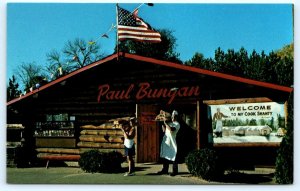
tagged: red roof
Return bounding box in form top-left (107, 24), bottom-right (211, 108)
top-left (7, 52), bottom-right (293, 106)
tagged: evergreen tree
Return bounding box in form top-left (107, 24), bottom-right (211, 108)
top-left (185, 52), bottom-right (214, 70)
top-left (247, 50), bottom-right (262, 80)
top-left (275, 92), bottom-right (293, 184)
top-left (269, 117), bottom-right (274, 130)
top-left (259, 119), bottom-right (267, 126)
top-left (117, 29), bottom-right (182, 63)
top-left (7, 75), bottom-right (22, 101)
top-left (249, 119), bottom-right (257, 126)
top-left (264, 51), bottom-right (280, 83)
top-left (235, 47), bottom-right (249, 76)
top-left (213, 47), bottom-right (226, 73)
top-left (185, 43), bottom-right (293, 87)
top-left (273, 56), bottom-right (293, 86)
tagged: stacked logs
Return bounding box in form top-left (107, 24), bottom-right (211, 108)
top-left (36, 148), bottom-right (80, 161)
top-left (36, 117), bottom-right (132, 162)
top-left (77, 117), bottom-right (132, 155)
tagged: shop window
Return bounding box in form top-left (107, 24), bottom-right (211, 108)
top-left (34, 113), bottom-right (75, 137)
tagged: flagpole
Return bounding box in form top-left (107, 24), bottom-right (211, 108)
top-left (132, 3), bottom-right (153, 14)
top-left (132, 3), bottom-right (144, 14)
top-left (88, 4), bottom-right (155, 47)
top-left (116, 3), bottom-right (119, 60)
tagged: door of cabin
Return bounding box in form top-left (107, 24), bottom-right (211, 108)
top-left (136, 104), bottom-right (159, 163)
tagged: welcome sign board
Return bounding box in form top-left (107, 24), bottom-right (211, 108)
top-left (208, 102), bottom-right (286, 144)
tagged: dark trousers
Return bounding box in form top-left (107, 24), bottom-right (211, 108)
top-left (161, 158), bottom-right (178, 174)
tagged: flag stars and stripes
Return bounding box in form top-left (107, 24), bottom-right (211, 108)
top-left (117, 5), bottom-right (161, 43)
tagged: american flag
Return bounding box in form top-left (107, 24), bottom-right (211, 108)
top-left (117, 5), bottom-right (161, 43)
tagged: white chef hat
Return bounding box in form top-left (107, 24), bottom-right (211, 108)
top-left (172, 110), bottom-right (178, 117)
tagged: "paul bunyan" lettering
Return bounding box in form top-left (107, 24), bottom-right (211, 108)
top-left (97, 82), bottom-right (200, 104)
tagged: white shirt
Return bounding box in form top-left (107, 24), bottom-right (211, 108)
top-left (124, 138), bottom-right (134, 148)
top-left (160, 121), bottom-right (180, 161)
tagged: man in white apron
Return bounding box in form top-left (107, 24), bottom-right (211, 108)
top-left (157, 110), bottom-right (180, 176)
top-left (213, 108), bottom-right (228, 137)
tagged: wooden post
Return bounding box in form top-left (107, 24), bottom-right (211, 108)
top-left (135, 103), bottom-right (138, 162)
top-left (116, 4), bottom-right (119, 60)
top-left (46, 160), bottom-right (50, 169)
top-left (197, 100), bottom-right (200, 149)
top-left (284, 101), bottom-right (288, 127)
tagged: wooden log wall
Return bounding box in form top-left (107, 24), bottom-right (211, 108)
top-left (31, 59), bottom-right (278, 163)
top-left (35, 121), bottom-right (128, 161)
top-left (77, 121), bottom-right (129, 155)
top-left (34, 102), bottom-right (136, 127)
top-left (33, 73), bottom-right (135, 161)
top-left (76, 117), bottom-right (135, 155)
top-left (31, 63), bottom-right (195, 162)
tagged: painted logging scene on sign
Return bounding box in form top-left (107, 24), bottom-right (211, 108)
top-left (209, 102), bottom-right (286, 144)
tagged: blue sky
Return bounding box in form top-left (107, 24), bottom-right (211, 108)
top-left (6, 3), bottom-right (293, 84)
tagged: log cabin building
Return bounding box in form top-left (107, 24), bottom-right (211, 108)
top-left (7, 52), bottom-right (293, 167)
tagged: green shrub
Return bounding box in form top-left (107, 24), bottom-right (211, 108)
top-left (79, 150), bottom-right (101, 173)
top-left (79, 150), bottom-right (124, 173)
top-left (275, 93), bottom-right (293, 184)
top-left (185, 148), bottom-right (224, 181)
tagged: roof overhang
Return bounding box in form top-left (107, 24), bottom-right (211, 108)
top-left (7, 52), bottom-right (293, 106)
